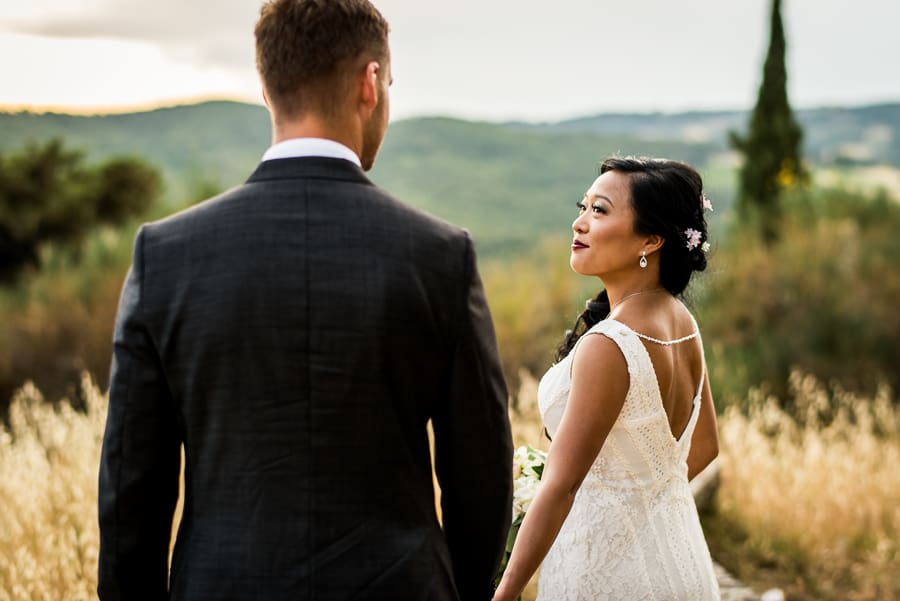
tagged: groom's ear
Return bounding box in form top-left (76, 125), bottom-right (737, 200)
top-left (358, 61), bottom-right (381, 110)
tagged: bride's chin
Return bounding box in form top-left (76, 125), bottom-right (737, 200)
top-left (569, 257), bottom-right (589, 275)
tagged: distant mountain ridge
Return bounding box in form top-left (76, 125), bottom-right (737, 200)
top-left (516, 102), bottom-right (900, 165)
top-left (1, 100), bottom-right (898, 254)
top-left (3, 100), bottom-right (898, 166)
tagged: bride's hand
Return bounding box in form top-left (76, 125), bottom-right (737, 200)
top-left (491, 578), bottom-right (520, 601)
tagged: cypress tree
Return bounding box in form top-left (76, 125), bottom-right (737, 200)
top-left (730, 0), bottom-right (806, 244)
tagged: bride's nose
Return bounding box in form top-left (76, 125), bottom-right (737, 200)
top-left (573, 215), bottom-right (587, 234)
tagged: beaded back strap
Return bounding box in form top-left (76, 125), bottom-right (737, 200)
top-left (631, 330), bottom-right (699, 346)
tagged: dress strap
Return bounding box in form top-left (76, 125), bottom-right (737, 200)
top-left (567, 319), bottom-right (630, 377)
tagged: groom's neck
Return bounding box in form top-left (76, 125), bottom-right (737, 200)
top-left (270, 111), bottom-right (361, 158)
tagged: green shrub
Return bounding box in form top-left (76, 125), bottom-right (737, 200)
top-left (0, 224), bottom-right (136, 412)
top-left (698, 185), bottom-right (900, 404)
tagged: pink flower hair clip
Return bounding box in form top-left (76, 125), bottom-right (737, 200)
top-left (685, 228), bottom-right (703, 251)
top-left (701, 194), bottom-right (713, 211)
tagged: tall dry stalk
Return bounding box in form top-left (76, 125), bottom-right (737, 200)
top-left (716, 371), bottom-right (900, 600)
top-left (0, 375), bottom-right (105, 600)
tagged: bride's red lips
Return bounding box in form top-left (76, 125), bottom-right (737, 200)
top-left (572, 239), bottom-right (589, 250)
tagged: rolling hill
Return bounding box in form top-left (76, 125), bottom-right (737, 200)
top-left (1, 100), bottom-right (898, 254)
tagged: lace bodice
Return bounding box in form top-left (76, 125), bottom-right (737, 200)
top-left (535, 318), bottom-right (719, 601)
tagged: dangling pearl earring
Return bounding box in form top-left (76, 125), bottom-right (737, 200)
top-left (639, 251), bottom-right (648, 269)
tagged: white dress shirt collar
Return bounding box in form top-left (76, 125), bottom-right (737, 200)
top-left (261, 137), bottom-right (361, 168)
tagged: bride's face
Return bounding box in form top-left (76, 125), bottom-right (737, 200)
top-left (570, 170), bottom-right (646, 278)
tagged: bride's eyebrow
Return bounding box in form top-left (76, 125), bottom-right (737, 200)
top-left (586, 193), bottom-right (615, 207)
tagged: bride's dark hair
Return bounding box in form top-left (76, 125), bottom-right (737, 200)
top-left (556, 156), bottom-right (709, 361)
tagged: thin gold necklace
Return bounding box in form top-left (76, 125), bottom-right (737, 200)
top-left (610, 287), bottom-right (667, 312)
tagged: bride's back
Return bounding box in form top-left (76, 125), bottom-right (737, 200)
top-left (613, 296), bottom-right (704, 443)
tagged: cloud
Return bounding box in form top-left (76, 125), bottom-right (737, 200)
top-left (2, 0), bottom-right (899, 119)
top-left (0, 0), bottom-right (260, 71)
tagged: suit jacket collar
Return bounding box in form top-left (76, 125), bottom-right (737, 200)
top-left (246, 156), bottom-right (373, 186)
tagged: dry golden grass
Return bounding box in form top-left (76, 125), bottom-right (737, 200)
top-left (0, 375), bottom-right (103, 600)
top-left (712, 372), bottom-right (900, 600)
top-left (2, 371), bottom-right (897, 600)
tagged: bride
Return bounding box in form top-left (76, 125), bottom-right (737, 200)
top-left (493, 157), bottom-right (720, 601)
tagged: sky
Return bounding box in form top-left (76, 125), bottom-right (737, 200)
top-left (1, 0), bottom-right (898, 122)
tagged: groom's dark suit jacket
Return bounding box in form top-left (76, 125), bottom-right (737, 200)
top-left (98, 157), bottom-right (513, 601)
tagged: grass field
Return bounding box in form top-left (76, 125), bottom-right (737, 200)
top-left (706, 373), bottom-right (900, 600)
top-left (1, 373), bottom-right (897, 600)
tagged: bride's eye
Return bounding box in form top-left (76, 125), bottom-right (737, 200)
top-left (576, 201), bottom-right (587, 214)
top-left (592, 203), bottom-right (607, 215)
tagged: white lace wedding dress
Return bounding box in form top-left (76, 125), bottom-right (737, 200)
top-left (536, 318), bottom-right (720, 600)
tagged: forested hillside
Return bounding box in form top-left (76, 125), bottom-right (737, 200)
top-left (0, 102), bottom-right (723, 254)
top-left (1, 100), bottom-right (898, 253)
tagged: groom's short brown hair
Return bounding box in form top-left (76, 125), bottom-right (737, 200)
top-left (255, 0), bottom-right (389, 118)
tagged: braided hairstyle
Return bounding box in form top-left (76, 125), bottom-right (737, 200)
top-left (556, 156), bottom-right (710, 360)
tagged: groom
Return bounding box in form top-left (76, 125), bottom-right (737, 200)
top-left (97, 0), bottom-right (513, 599)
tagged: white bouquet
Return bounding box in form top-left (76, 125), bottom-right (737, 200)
top-left (496, 445), bottom-right (547, 591)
